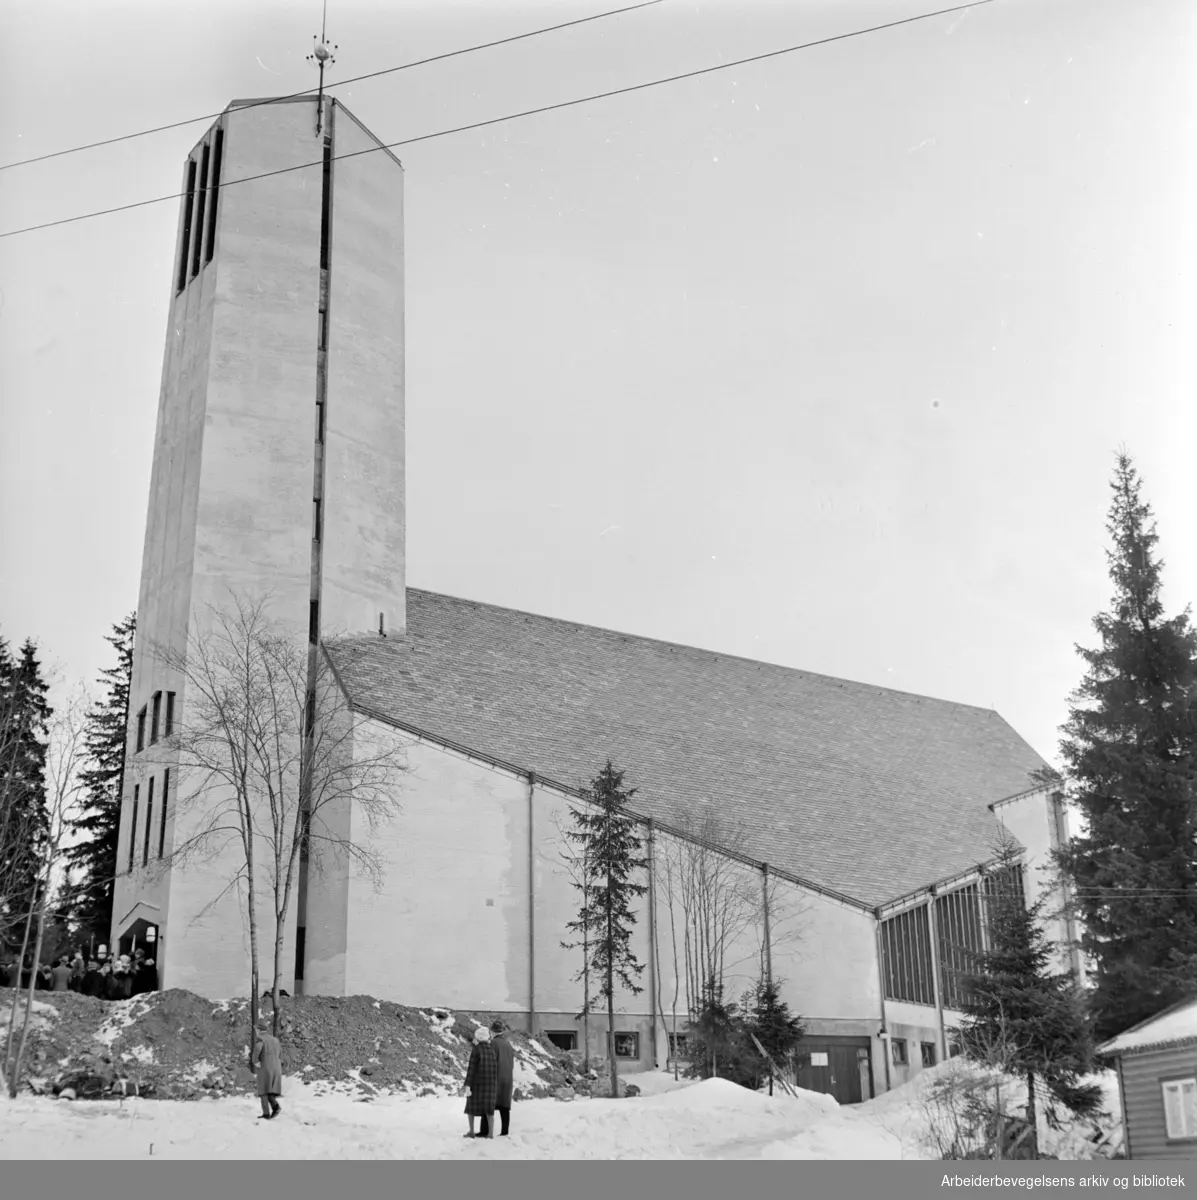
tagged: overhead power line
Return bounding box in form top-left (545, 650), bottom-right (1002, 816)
top-left (0, 0), bottom-right (995, 242)
top-left (0, 0), bottom-right (663, 173)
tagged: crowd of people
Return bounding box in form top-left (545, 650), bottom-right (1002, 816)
top-left (0, 947), bottom-right (158, 999)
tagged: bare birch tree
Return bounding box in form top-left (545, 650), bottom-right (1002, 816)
top-left (4, 689), bottom-right (89, 1097)
top-left (150, 594), bottom-right (409, 1050)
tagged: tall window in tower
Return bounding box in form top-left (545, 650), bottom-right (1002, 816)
top-left (143, 777), bottom-right (155, 868)
top-left (191, 142), bottom-right (210, 279)
top-left (176, 159), bottom-right (197, 294)
top-left (319, 136), bottom-right (333, 271)
top-left (159, 769), bottom-right (170, 858)
top-left (204, 127), bottom-right (224, 264)
top-left (129, 784), bottom-right (140, 874)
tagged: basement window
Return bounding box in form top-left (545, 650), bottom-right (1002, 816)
top-left (613, 1032), bottom-right (639, 1060)
top-left (546, 1031), bottom-right (577, 1052)
top-left (136, 706), bottom-right (147, 753)
top-left (891, 1038), bottom-right (908, 1066)
top-left (921, 1042), bottom-right (937, 1068)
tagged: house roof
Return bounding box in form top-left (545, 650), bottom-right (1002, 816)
top-left (1098, 996), bottom-right (1197, 1058)
top-left (325, 589), bottom-right (1051, 908)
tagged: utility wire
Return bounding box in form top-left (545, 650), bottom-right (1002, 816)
top-left (0, 0), bottom-right (994, 242)
top-left (0, 0), bottom-right (663, 173)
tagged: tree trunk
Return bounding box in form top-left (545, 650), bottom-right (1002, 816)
top-left (245, 813), bottom-right (261, 1072)
top-left (1025, 1071), bottom-right (1038, 1159)
top-left (10, 891), bottom-right (49, 1098)
top-left (582, 874), bottom-right (590, 1074)
top-left (607, 863), bottom-right (618, 1100)
top-left (3, 900), bottom-right (35, 1093)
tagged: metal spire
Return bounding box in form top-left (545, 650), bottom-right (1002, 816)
top-left (306, 0), bottom-right (338, 136)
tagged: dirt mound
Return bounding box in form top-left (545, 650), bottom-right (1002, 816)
top-left (0, 988), bottom-right (589, 1104)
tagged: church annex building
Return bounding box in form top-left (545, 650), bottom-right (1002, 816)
top-left (110, 95), bottom-right (1078, 1105)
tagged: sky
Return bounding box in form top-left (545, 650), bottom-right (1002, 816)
top-left (1, 0), bottom-right (1195, 771)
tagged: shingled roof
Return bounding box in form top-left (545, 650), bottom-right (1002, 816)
top-left (325, 589), bottom-right (1050, 909)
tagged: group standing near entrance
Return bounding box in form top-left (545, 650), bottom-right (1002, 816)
top-left (0, 946), bottom-right (158, 999)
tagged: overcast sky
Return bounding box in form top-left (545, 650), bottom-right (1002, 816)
top-left (1, 0), bottom-right (1195, 770)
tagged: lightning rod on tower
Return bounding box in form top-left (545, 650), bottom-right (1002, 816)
top-left (306, 0), bottom-right (338, 136)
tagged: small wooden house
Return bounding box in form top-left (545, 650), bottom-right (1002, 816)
top-left (1098, 996), bottom-right (1197, 1160)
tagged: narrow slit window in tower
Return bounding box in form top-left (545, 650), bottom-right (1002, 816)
top-left (204, 128), bottom-right (224, 264)
top-left (176, 159), bottom-right (197, 294)
top-left (191, 142), bottom-right (210, 278)
top-left (159, 769), bottom-right (170, 858)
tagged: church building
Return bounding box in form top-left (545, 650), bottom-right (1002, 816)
top-left (111, 95), bottom-right (1077, 1103)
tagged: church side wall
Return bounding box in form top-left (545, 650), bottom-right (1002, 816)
top-left (333, 725), bottom-right (886, 1078)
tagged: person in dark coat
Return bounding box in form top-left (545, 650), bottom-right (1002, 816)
top-left (50, 958), bottom-right (73, 992)
top-left (253, 1015), bottom-right (283, 1120)
top-left (490, 1020), bottom-right (515, 1137)
top-left (462, 1027), bottom-right (499, 1139)
top-left (82, 961), bottom-right (101, 997)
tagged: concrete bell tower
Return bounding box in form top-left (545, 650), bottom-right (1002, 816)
top-left (110, 94), bottom-right (405, 997)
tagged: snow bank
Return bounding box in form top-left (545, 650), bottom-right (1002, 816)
top-left (858, 1058), bottom-right (1122, 1160)
top-left (0, 1072), bottom-right (905, 1160)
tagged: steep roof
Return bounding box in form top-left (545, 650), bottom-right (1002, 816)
top-left (326, 589), bottom-right (1050, 908)
top-left (1098, 997), bottom-right (1197, 1058)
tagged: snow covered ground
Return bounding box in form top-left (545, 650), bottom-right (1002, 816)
top-left (0, 1071), bottom-right (915, 1160)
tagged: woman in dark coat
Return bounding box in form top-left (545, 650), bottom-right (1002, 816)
top-left (253, 1015), bottom-right (283, 1120)
top-left (462, 1027), bottom-right (499, 1139)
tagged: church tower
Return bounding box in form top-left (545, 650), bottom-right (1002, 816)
top-left (110, 96), bottom-right (405, 997)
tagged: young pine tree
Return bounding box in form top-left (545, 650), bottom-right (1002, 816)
top-left (564, 761), bottom-right (648, 1099)
top-left (62, 613), bottom-right (135, 946)
top-left (958, 838), bottom-right (1101, 1156)
top-left (1055, 453), bottom-right (1197, 1041)
top-left (749, 977), bottom-right (806, 1095)
top-left (0, 635), bottom-right (52, 952)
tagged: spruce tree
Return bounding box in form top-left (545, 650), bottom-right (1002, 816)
top-left (749, 977), bottom-right (806, 1094)
top-left (1055, 453), bottom-right (1197, 1041)
top-left (0, 635), bottom-right (52, 951)
top-left (62, 613), bottom-right (135, 946)
top-left (564, 761), bottom-right (648, 1099)
top-left (958, 837), bottom-right (1101, 1155)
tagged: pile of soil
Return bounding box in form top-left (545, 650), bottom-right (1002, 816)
top-left (0, 987), bottom-right (602, 1104)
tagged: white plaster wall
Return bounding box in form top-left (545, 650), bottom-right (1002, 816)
top-left (993, 788), bottom-right (1075, 975)
top-left (340, 736), bottom-right (530, 1009)
top-left (321, 104), bottom-right (406, 639)
top-left (883, 998), bottom-right (945, 1089)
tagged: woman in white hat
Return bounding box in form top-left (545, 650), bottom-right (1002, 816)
top-left (462, 1026), bottom-right (499, 1139)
